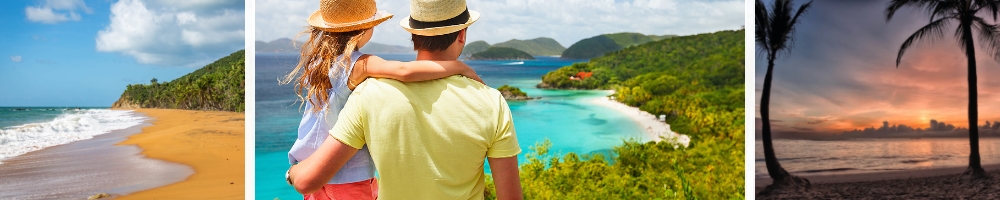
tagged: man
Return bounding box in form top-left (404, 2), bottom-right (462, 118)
top-left (286, 0), bottom-right (524, 199)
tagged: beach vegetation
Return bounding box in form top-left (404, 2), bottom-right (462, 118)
top-left (885, 0), bottom-right (1000, 179)
top-left (113, 50), bottom-right (245, 112)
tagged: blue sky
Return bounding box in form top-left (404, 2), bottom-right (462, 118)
top-left (0, 0), bottom-right (244, 107)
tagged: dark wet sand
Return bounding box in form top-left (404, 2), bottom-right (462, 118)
top-left (756, 164), bottom-right (1000, 199)
top-left (0, 114), bottom-right (192, 199)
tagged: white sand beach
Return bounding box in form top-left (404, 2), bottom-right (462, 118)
top-left (589, 92), bottom-right (690, 147)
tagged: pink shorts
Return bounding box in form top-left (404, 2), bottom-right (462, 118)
top-left (304, 178), bottom-right (378, 200)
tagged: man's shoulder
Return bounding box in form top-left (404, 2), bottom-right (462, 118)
top-left (356, 75), bottom-right (504, 102)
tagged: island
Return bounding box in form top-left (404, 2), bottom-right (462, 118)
top-left (469, 47), bottom-right (536, 60)
top-left (497, 85), bottom-right (537, 100)
top-left (461, 40), bottom-right (491, 57)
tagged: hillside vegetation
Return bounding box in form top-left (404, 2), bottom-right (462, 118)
top-left (112, 50), bottom-right (246, 112)
top-left (492, 37), bottom-right (566, 56)
top-left (561, 32), bottom-right (676, 59)
top-left (469, 47), bottom-right (536, 60)
top-left (484, 30), bottom-right (744, 199)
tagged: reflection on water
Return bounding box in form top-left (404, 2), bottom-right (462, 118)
top-left (754, 138), bottom-right (1000, 178)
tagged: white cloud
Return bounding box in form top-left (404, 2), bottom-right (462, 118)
top-left (255, 0), bottom-right (744, 47)
top-left (25, 0), bottom-right (92, 24)
top-left (96, 0), bottom-right (244, 66)
top-left (11, 56), bottom-right (22, 63)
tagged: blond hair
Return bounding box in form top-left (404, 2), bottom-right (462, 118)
top-left (281, 27), bottom-right (366, 112)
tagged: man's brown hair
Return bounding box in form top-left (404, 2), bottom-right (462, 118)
top-left (411, 29), bottom-right (462, 52)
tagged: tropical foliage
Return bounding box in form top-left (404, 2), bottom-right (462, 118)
top-left (485, 136), bottom-right (744, 199)
top-left (489, 29), bottom-right (745, 198)
top-left (114, 50), bottom-right (245, 112)
top-left (470, 47), bottom-right (536, 60)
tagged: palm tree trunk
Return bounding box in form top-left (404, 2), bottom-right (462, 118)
top-left (761, 52), bottom-right (790, 180)
top-left (960, 18), bottom-right (986, 177)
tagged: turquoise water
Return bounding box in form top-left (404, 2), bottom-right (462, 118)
top-left (254, 53), bottom-right (647, 199)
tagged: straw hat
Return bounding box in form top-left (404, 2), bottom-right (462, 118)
top-left (400, 0), bottom-right (480, 36)
top-left (307, 0), bottom-right (393, 32)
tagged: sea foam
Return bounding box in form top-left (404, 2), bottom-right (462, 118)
top-left (0, 109), bottom-right (146, 163)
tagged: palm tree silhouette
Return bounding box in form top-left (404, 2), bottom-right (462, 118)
top-left (755, 0), bottom-right (813, 193)
top-left (886, 0), bottom-right (1000, 179)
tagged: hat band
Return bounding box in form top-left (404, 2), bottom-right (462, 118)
top-left (408, 9), bottom-right (470, 29)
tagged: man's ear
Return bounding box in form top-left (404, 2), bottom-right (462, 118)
top-left (457, 29), bottom-right (467, 44)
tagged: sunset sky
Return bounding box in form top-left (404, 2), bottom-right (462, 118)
top-left (755, 0), bottom-right (1000, 135)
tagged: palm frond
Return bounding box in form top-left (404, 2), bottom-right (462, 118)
top-left (756, 0), bottom-right (773, 56)
top-left (886, 0), bottom-right (947, 21)
top-left (896, 17), bottom-right (953, 67)
top-left (929, 1), bottom-right (960, 22)
top-left (973, 0), bottom-right (1000, 20)
top-left (972, 16), bottom-right (1000, 61)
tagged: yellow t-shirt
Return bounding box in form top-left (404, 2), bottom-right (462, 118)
top-left (330, 75), bottom-right (521, 200)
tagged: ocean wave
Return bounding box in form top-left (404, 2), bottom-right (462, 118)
top-left (0, 109), bottom-right (146, 163)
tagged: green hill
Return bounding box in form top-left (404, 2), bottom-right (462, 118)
top-left (469, 47), bottom-right (536, 60)
top-left (506, 30), bottom-right (745, 199)
top-left (561, 32), bottom-right (674, 59)
top-left (112, 50), bottom-right (246, 112)
top-left (462, 40), bottom-right (491, 56)
top-left (492, 37), bottom-right (566, 56)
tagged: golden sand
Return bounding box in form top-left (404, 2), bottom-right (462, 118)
top-left (118, 109), bottom-right (244, 199)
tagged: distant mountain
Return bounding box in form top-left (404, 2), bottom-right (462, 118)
top-left (492, 37), bottom-right (565, 56)
top-left (360, 43), bottom-right (413, 54)
top-left (257, 38), bottom-right (298, 53)
top-left (469, 47), bottom-right (536, 60)
top-left (462, 40), bottom-right (491, 57)
top-left (255, 38), bottom-right (413, 54)
top-left (561, 32), bottom-right (676, 59)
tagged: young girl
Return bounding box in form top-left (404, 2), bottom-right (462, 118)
top-left (284, 0), bottom-right (483, 199)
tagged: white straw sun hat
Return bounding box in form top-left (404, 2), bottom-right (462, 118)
top-left (400, 0), bottom-right (480, 36)
top-left (307, 0), bottom-right (394, 32)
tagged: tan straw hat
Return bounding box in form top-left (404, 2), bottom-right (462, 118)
top-left (307, 0), bottom-right (394, 32)
top-left (400, 0), bottom-right (480, 36)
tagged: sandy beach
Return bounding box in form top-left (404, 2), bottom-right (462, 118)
top-left (0, 116), bottom-right (191, 199)
top-left (118, 109), bottom-right (244, 199)
top-left (589, 92), bottom-right (687, 145)
top-left (756, 164), bottom-right (1000, 199)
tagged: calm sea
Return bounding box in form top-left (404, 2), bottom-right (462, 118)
top-left (754, 138), bottom-right (1000, 179)
top-left (255, 53), bottom-right (648, 199)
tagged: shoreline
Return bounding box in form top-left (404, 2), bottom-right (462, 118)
top-left (118, 109), bottom-right (244, 199)
top-left (586, 90), bottom-right (675, 142)
top-left (0, 110), bottom-right (191, 199)
top-left (756, 164), bottom-right (1000, 198)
